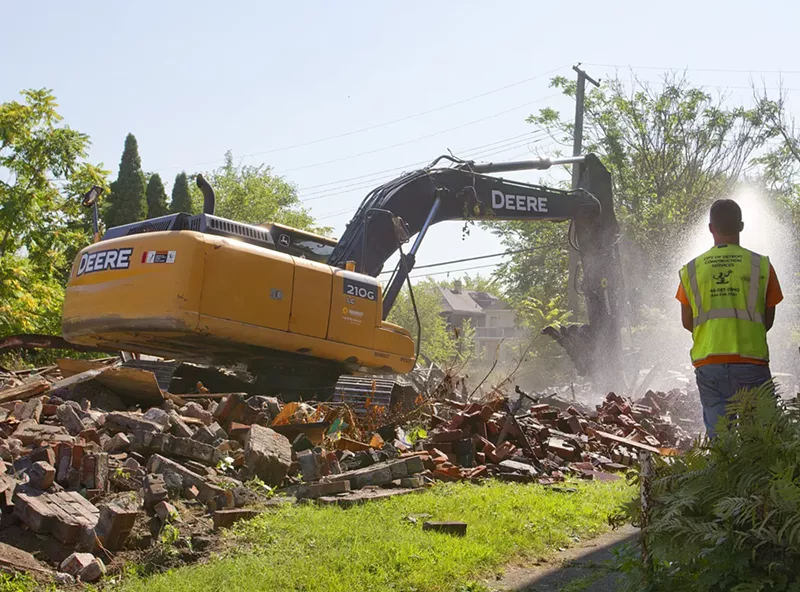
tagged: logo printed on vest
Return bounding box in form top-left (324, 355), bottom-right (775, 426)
top-left (713, 270), bottom-right (732, 285)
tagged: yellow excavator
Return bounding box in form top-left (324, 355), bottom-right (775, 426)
top-left (62, 153), bottom-right (625, 395)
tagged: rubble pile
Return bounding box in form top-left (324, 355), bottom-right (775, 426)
top-left (0, 355), bottom-right (702, 584)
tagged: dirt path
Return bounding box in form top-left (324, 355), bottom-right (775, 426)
top-left (487, 525), bottom-right (639, 592)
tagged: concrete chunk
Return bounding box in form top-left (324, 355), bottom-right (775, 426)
top-left (169, 411), bottom-right (194, 438)
top-left (56, 404), bottom-right (86, 436)
top-left (104, 432), bottom-right (131, 452)
top-left (242, 425), bottom-right (291, 487)
top-left (105, 411), bottom-right (167, 434)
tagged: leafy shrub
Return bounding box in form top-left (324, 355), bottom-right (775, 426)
top-left (618, 383), bottom-right (800, 591)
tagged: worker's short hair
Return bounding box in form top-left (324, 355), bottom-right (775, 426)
top-left (710, 199), bottom-right (742, 235)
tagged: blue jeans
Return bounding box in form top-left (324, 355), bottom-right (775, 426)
top-left (694, 363), bottom-right (772, 437)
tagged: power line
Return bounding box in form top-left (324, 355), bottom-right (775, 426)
top-left (281, 93), bottom-right (563, 175)
top-left (298, 131), bottom-right (550, 204)
top-left (152, 65), bottom-right (569, 173)
top-left (311, 145), bottom-right (557, 221)
top-left (408, 262), bottom-right (501, 279)
top-left (297, 130), bottom-right (547, 200)
top-left (378, 246), bottom-right (547, 275)
top-left (585, 63), bottom-right (800, 75)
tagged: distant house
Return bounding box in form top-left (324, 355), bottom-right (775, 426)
top-left (438, 280), bottom-right (525, 360)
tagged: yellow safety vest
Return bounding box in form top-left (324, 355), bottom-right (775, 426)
top-left (679, 244), bottom-right (770, 364)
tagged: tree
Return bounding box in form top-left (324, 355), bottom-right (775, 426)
top-left (0, 89), bottom-right (108, 335)
top-left (439, 273), bottom-right (500, 294)
top-left (387, 279), bottom-right (460, 366)
top-left (190, 151), bottom-right (330, 235)
top-left (104, 133), bottom-right (146, 228)
top-left (145, 173), bottom-right (169, 218)
top-left (170, 172), bottom-right (193, 214)
top-left (493, 73), bottom-right (772, 312)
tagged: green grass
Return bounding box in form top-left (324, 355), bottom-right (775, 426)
top-left (114, 480), bottom-right (633, 592)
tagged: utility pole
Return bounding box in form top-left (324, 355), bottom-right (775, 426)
top-left (567, 64), bottom-right (600, 317)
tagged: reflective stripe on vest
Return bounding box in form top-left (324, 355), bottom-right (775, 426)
top-left (679, 245), bottom-right (770, 363)
top-left (686, 253), bottom-right (764, 328)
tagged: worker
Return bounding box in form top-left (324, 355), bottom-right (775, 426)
top-left (676, 199), bottom-right (783, 437)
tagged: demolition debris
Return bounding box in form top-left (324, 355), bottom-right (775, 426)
top-left (0, 355), bottom-right (701, 584)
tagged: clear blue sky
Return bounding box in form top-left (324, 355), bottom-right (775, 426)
top-left (3, 0), bottom-right (799, 280)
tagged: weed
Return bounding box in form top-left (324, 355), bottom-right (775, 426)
top-left (0, 572), bottom-right (37, 592)
top-left (244, 477), bottom-right (275, 498)
top-left (215, 456), bottom-right (234, 473)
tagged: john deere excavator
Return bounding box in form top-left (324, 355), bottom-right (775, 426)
top-left (61, 153), bottom-right (624, 395)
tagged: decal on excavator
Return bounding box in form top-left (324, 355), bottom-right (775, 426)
top-left (77, 247), bottom-right (133, 277)
top-left (343, 277), bottom-right (377, 301)
top-left (142, 250), bottom-right (176, 264)
top-left (491, 190), bottom-right (548, 213)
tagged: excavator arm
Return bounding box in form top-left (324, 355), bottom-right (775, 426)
top-left (328, 153), bottom-right (625, 387)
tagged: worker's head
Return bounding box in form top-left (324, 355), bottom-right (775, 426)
top-left (709, 199), bottom-right (743, 243)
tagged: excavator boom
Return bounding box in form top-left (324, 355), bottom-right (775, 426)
top-left (329, 153), bottom-right (624, 386)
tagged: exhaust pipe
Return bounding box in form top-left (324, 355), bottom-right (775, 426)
top-left (196, 174), bottom-right (215, 215)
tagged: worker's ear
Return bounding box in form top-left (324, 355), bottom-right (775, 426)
top-left (739, 221), bottom-right (744, 232)
top-left (708, 223), bottom-right (714, 234)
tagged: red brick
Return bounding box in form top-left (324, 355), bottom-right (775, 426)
top-left (464, 403), bottom-right (482, 414)
top-left (474, 420), bottom-right (487, 440)
top-left (469, 465), bottom-right (488, 479)
top-left (432, 429), bottom-right (464, 443)
top-left (479, 406), bottom-right (494, 421)
top-left (448, 414), bottom-right (465, 429)
top-left (79, 428), bottom-right (100, 445)
top-left (212, 508), bottom-right (259, 530)
top-left (547, 438), bottom-right (579, 461)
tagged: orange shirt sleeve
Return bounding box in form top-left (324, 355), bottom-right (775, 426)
top-left (675, 283), bottom-right (689, 305)
top-left (766, 264), bottom-right (783, 307)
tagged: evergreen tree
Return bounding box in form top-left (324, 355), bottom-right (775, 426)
top-left (145, 173), bottom-right (169, 218)
top-left (104, 133), bottom-right (146, 227)
top-left (170, 172), bottom-right (193, 214)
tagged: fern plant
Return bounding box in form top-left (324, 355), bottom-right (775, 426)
top-left (618, 383), bottom-right (800, 591)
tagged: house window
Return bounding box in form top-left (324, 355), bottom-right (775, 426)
top-left (489, 316), bottom-right (498, 328)
top-left (476, 316), bottom-right (485, 327)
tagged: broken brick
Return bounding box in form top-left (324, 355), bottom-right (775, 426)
top-left (432, 429), bottom-right (464, 443)
top-left (143, 474), bottom-right (169, 510)
top-left (301, 480), bottom-right (351, 499)
top-left (212, 508), bottom-right (259, 530)
top-left (29, 461), bottom-right (56, 490)
top-left (14, 488), bottom-right (99, 543)
top-left (242, 425), bottom-right (292, 487)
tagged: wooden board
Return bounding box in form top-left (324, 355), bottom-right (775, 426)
top-left (95, 366), bottom-right (165, 406)
top-left (594, 430), bottom-right (662, 455)
top-left (49, 362), bottom-right (164, 406)
top-left (0, 376), bottom-right (49, 404)
top-left (56, 357), bottom-right (116, 378)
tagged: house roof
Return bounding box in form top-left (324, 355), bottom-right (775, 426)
top-left (438, 287), bottom-right (484, 315)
